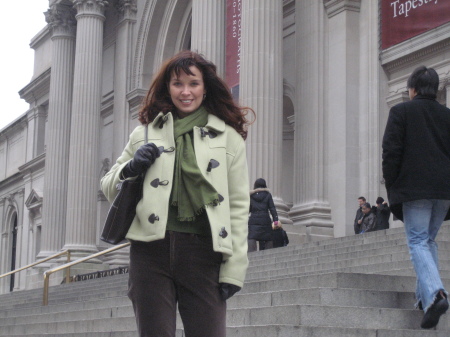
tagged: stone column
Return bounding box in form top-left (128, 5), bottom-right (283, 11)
top-left (63, 0), bottom-right (107, 256)
top-left (111, 0), bottom-right (137, 162)
top-left (446, 82), bottom-right (450, 107)
top-left (290, 1), bottom-right (333, 242)
top-left (191, 0), bottom-right (225, 76)
top-left (39, 2), bottom-right (76, 258)
top-left (324, 0), bottom-right (361, 238)
top-left (240, 0), bottom-right (291, 223)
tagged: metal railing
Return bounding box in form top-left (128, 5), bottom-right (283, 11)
top-left (0, 250), bottom-right (71, 284)
top-left (43, 242), bottom-right (130, 306)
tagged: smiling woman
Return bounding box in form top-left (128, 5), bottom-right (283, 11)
top-left (0, 0), bottom-right (49, 130)
top-left (169, 66), bottom-right (206, 117)
top-left (101, 50), bottom-right (254, 337)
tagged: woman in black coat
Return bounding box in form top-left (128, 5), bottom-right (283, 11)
top-left (248, 178), bottom-right (278, 252)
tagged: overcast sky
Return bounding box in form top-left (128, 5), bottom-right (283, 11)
top-left (0, 0), bottom-right (49, 130)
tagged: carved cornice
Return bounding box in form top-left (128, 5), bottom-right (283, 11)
top-left (115, 0), bottom-right (137, 22)
top-left (73, 0), bottom-right (109, 19)
top-left (382, 38), bottom-right (450, 73)
top-left (386, 92), bottom-right (409, 108)
top-left (18, 153), bottom-right (46, 173)
top-left (19, 68), bottom-right (51, 105)
top-left (45, 2), bottom-right (77, 37)
top-left (126, 88), bottom-right (147, 114)
top-left (324, 0), bottom-right (361, 18)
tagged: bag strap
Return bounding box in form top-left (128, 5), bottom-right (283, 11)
top-left (145, 124), bottom-right (148, 143)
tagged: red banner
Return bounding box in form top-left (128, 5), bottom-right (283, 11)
top-left (225, 0), bottom-right (242, 99)
top-left (381, 0), bottom-right (450, 50)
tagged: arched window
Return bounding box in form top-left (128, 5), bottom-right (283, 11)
top-left (9, 213), bottom-right (18, 292)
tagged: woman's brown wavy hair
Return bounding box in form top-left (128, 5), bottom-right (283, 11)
top-left (138, 50), bottom-right (254, 139)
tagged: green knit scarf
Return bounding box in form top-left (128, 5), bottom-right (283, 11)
top-left (171, 106), bottom-right (219, 221)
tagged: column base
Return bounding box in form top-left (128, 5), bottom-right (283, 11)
top-left (288, 201), bottom-right (334, 244)
top-left (273, 196), bottom-right (293, 225)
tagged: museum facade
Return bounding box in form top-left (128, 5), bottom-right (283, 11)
top-left (1, 0), bottom-right (449, 293)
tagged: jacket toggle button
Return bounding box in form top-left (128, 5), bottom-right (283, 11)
top-left (219, 227), bottom-right (228, 238)
top-left (206, 159), bottom-right (220, 172)
top-left (148, 214), bottom-right (159, 224)
top-left (150, 178), bottom-right (169, 188)
top-left (158, 146), bottom-right (175, 155)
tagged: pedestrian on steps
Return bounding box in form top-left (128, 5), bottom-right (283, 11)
top-left (248, 178), bottom-right (279, 252)
top-left (382, 65), bottom-right (450, 329)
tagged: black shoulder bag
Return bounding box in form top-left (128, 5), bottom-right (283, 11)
top-left (100, 125), bottom-right (148, 244)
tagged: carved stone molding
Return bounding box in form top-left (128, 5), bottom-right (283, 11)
top-left (115, 0), bottom-right (137, 21)
top-left (72, 0), bottom-right (108, 18)
top-left (45, 2), bottom-right (77, 36)
top-left (324, 0), bottom-right (361, 18)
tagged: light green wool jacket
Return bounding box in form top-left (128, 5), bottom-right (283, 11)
top-left (101, 112), bottom-right (250, 288)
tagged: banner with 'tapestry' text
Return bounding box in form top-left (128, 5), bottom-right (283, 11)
top-left (381, 0), bottom-right (450, 49)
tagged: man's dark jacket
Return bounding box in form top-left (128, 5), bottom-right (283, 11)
top-left (375, 203), bottom-right (391, 230)
top-left (382, 95), bottom-right (450, 221)
top-left (354, 207), bottom-right (363, 234)
top-left (248, 188), bottom-right (278, 241)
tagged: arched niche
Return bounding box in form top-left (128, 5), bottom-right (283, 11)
top-left (134, 0), bottom-right (192, 90)
top-left (1, 206), bottom-right (18, 293)
top-left (281, 80), bottom-right (295, 207)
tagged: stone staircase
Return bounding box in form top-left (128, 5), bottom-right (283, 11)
top-left (1, 225), bottom-right (450, 336)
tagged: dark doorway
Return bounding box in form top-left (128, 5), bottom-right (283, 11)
top-left (10, 214), bottom-right (18, 292)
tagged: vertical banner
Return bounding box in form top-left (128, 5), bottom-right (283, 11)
top-left (381, 0), bottom-right (450, 50)
top-left (225, 0), bottom-right (242, 101)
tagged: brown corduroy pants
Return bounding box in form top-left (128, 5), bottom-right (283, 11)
top-left (128, 231), bottom-right (226, 337)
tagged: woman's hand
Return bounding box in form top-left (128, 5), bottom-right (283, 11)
top-left (123, 143), bottom-right (160, 178)
top-left (219, 283), bottom-right (241, 300)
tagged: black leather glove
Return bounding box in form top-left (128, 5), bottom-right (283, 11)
top-left (122, 143), bottom-right (160, 178)
top-left (219, 283), bottom-right (241, 301)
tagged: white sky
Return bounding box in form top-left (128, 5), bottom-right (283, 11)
top-left (0, 0), bottom-right (49, 130)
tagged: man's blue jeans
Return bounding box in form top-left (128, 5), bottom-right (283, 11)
top-left (403, 199), bottom-right (450, 312)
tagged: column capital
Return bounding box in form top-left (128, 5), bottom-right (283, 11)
top-left (72, 0), bottom-right (108, 19)
top-left (324, 0), bottom-right (361, 18)
top-left (114, 0), bottom-right (137, 21)
top-left (45, 2), bottom-right (77, 37)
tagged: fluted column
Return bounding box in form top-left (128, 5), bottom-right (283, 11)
top-left (191, 0), bottom-right (225, 76)
top-left (290, 1), bottom-right (333, 241)
top-left (446, 82), bottom-right (450, 107)
top-left (64, 0), bottom-right (107, 255)
top-left (240, 0), bottom-right (291, 222)
top-left (112, 0), bottom-right (137, 161)
top-left (39, 2), bottom-right (76, 257)
top-left (325, 0), bottom-right (361, 238)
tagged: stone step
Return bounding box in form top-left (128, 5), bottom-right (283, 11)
top-left (2, 326), bottom-right (449, 337)
top-left (251, 224), bottom-right (450, 254)
top-left (245, 258), bottom-right (450, 281)
top-left (0, 285), bottom-right (417, 325)
top-left (229, 287), bottom-right (416, 310)
top-left (248, 235), bottom-right (450, 262)
top-left (240, 272), bottom-right (448, 294)
top-left (2, 302), bottom-right (449, 335)
top-left (226, 304), bottom-right (450, 330)
top-left (248, 238), bottom-right (450, 266)
top-left (226, 325), bottom-right (450, 337)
